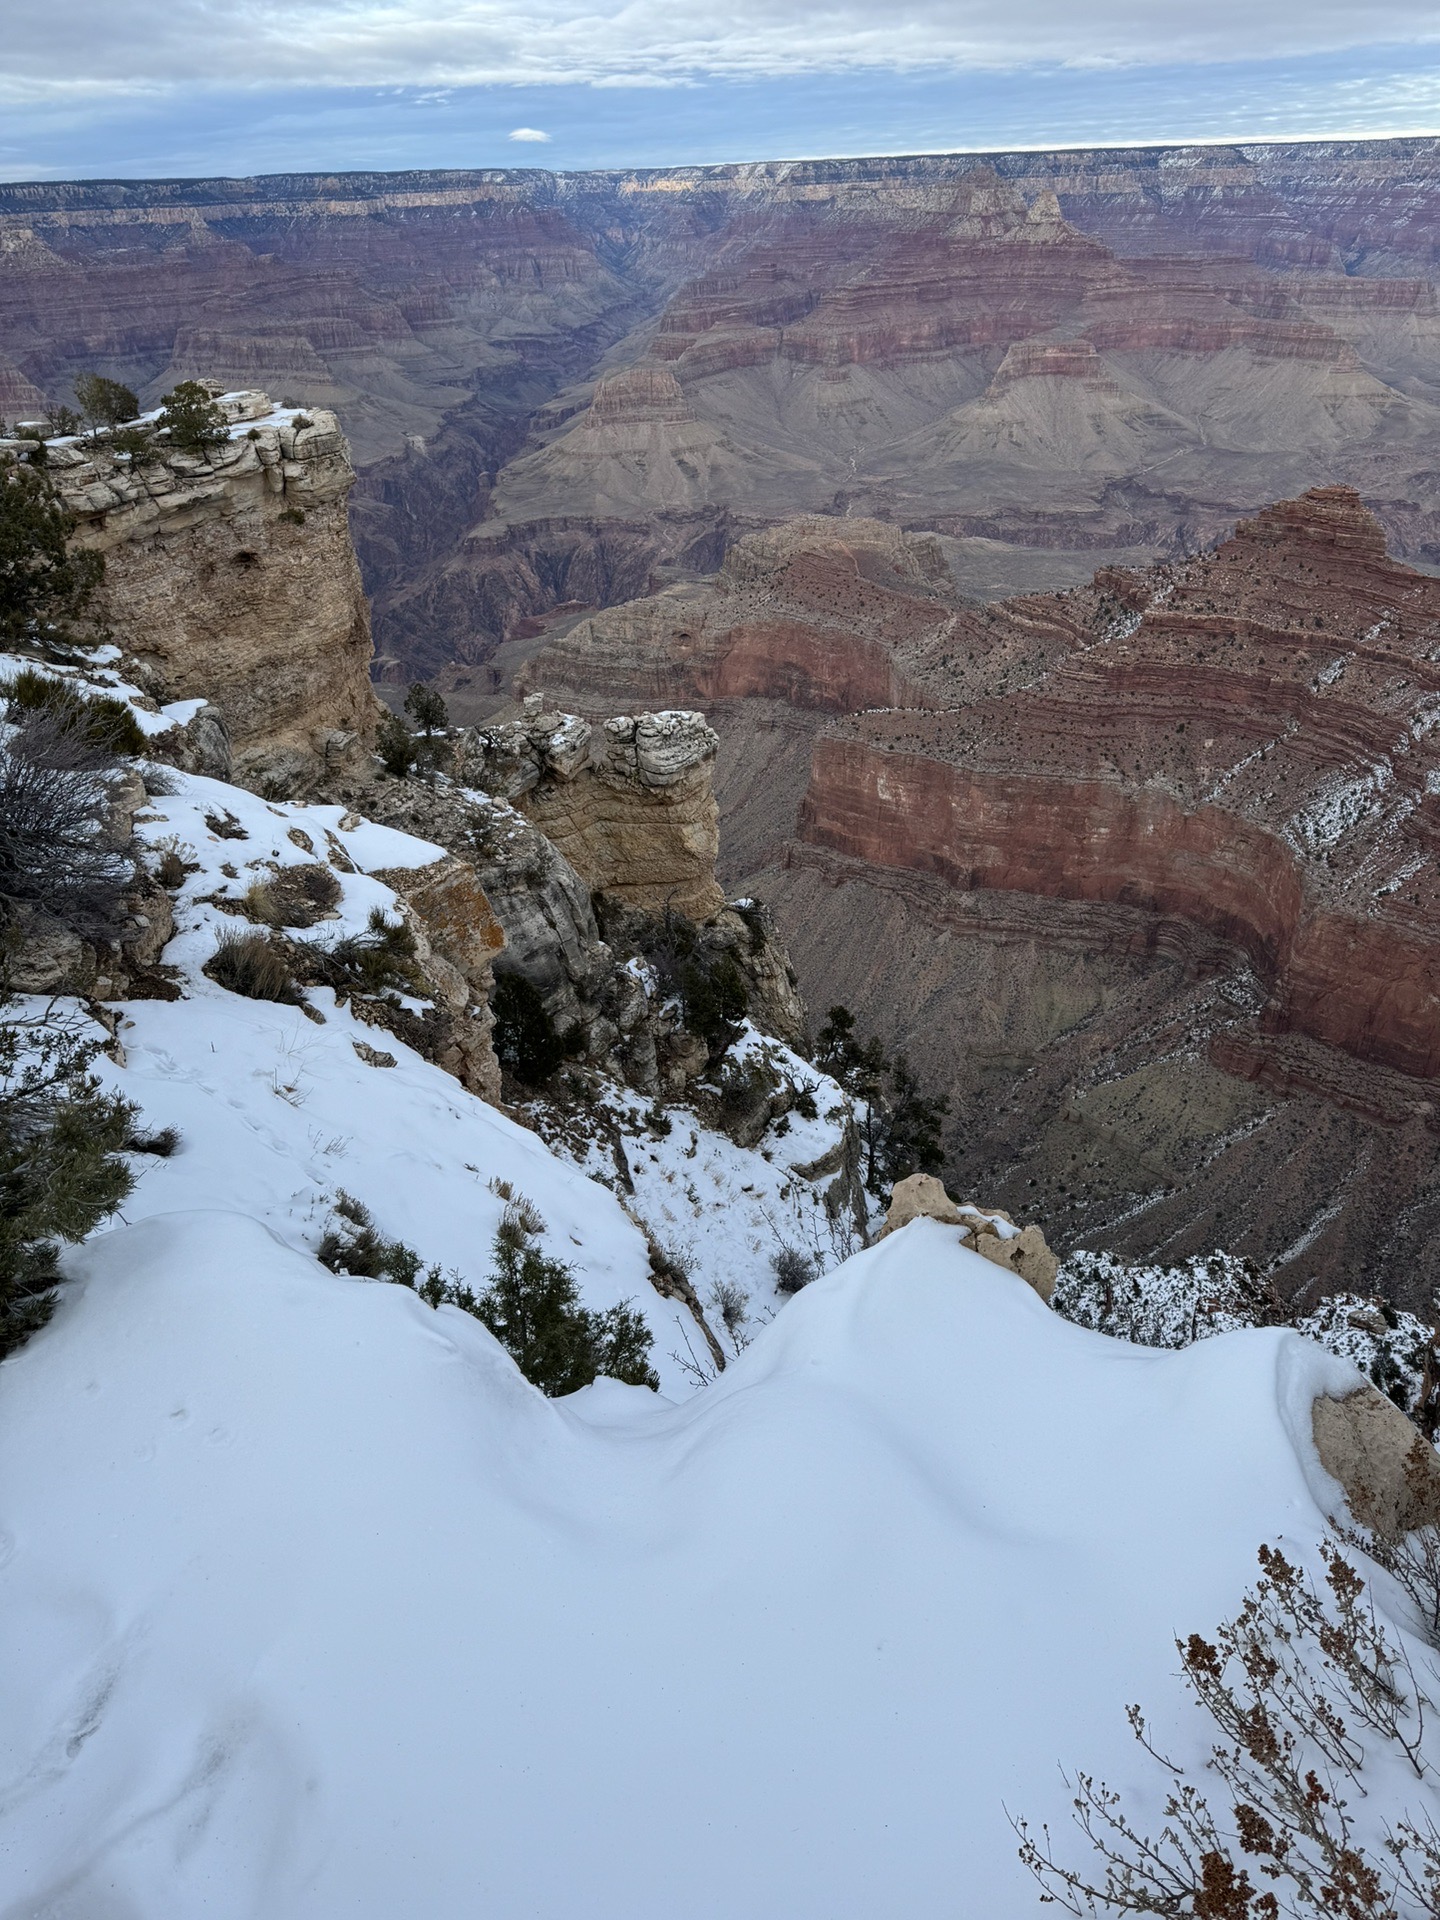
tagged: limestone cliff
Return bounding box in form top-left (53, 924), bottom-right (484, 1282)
top-left (12, 390), bottom-right (381, 795)
top-left (361, 697), bottom-right (808, 1089)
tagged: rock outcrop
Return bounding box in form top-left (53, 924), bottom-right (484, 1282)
top-left (875, 1174), bottom-right (1058, 1301)
top-left (470, 699), bottom-right (725, 922)
top-left (529, 490), bottom-right (1440, 1302)
top-left (361, 701), bottom-right (807, 1092)
top-left (5, 390), bottom-right (381, 795)
top-left (1311, 1388), bottom-right (1440, 1540)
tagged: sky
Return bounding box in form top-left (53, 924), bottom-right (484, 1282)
top-left (2, 0), bottom-right (1440, 182)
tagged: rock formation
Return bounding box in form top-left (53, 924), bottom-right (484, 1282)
top-left (6, 389), bottom-right (381, 794)
top-left (361, 698), bottom-right (808, 1092)
top-left (7, 143), bottom-right (1440, 689)
top-left (525, 489), bottom-right (1440, 1303)
top-left (874, 1173), bottom-right (1059, 1301)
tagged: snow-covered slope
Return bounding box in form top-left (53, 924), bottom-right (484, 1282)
top-left (0, 1212), bottom-right (1363, 1919)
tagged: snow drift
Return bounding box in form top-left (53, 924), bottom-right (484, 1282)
top-left (0, 1211), bottom-right (1359, 1918)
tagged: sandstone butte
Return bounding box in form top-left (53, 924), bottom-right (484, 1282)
top-left (7, 143), bottom-right (1440, 690)
top-left (524, 488), bottom-right (1440, 1299)
top-left (2, 390), bottom-right (382, 794)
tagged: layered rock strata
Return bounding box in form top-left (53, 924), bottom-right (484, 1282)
top-left (8, 390), bottom-right (381, 794)
top-left (526, 490), bottom-right (1440, 1300)
top-left (9, 143), bottom-right (1440, 682)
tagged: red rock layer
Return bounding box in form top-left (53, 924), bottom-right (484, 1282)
top-left (799, 489), bottom-right (1440, 1082)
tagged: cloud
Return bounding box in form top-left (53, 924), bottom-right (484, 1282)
top-left (508, 126), bottom-right (552, 141)
top-left (5, 0), bottom-right (1440, 107)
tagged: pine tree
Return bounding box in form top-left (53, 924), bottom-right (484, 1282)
top-left (157, 381), bottom-right (228, 454)
top-left (403, 681), bottom-right (448, 735)
top-left (74, 374), bottom-right (140, 434)
top-left (0, 1003), bottom-right (135, 1361)
top-left (0, 454), bottom-right (104, 648)
top-left (469, 1222), bottom-right (658, 1395)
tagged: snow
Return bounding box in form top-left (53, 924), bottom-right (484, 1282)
top-left (522, 1022), bottom-right (865, 1362)
top-left (0, 1213), bottom-right (1372, 1918)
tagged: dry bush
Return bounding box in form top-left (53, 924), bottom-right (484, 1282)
top-left (204, 929), bottom-right (300, 1004)
top-left (243, 863), bottom-right (341, 930)
top-left (1015, 1539), bottom-right (1440, 1919)
top-left (0, 704), bottom-right (133, 935)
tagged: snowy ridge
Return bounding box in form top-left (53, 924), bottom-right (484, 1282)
top-left (0, 1213), bottom-right (1366, 1918)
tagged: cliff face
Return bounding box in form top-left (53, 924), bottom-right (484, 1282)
top-left (525, 489), bottom-right (1440, 1301)
top-left (21, 390), bottom-right (380, 793)
top-left (7, 140), bottom-right (1440, 690)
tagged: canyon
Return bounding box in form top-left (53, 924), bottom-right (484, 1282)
top-left (5, 140), bottom-right (1440, 694)
top-left (9, 138), bottom-right (1440, 1297)
top-left (525, 490), bottom-right (1440, 1304)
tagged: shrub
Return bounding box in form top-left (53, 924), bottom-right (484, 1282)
top-left (709, 1277), bottom-right (751, 1344)
top-left (2, 668), bottom-right (146, 756)
top-left (243, 862), bottom-right (341, 930)
top-left (0, 1001), bottom-right (135, 1360)
top-left (450, 1217), bottom-right (658, 1395)
top-left (153, 843), bottom-right (188, 889)
top-left (0, 452), bottom-right (105, 646)
top-left (156, 381), bottom-right (227, 454)
top-left (404, 681), bottom-right (448, 735)
top-left (107, 424), bottom-right (160, 467)
top-left (376, 711), bottom-right (418, 778)
top-left (0, 703), bottom-right (133, 934)
top-left (492, 971), bottom-right (567, 1084)
top-left (127, 1123), bottom-right (180, 1157)
top-left (1015, 1538), bottom-right (1440, 1919)
top-left (816, 1006), bottom-right (949, 1192)
top-left (278, 506), bottom-right (306, 526)
top-left (319, 906), bottom-right (424, 997)
top-left (45, 406), bottom-right (82, 439)
top-left (318, 1191), bottom-right (435, 1289)
top-left (771, 1245), bottom-right (817, 1294)
top-left (74, 373), bottom-right (140, 433)
top-left (204, 928), bottom-right (299, 1003)
top-left (791, 1086), bottom-right (819, 1121)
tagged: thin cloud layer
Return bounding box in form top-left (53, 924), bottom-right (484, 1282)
top-left (7, 0), bottom-right (1440, 105)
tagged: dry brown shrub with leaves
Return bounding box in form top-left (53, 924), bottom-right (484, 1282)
top-left (1013, 1537), bottom-right (1440, 1918)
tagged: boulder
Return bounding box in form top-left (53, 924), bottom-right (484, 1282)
top-left (1311, 1386), bottom-right (1440, 1540)
top-left (877, 1175), bottom-right (1058, 1302)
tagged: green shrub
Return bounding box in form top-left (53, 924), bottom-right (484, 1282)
top-left (1, 668), bottom-right (146, 756)
top-left (404, 681), bottom-right (448, 735)
top-left (107, 424), bottom-right (160, 467)
top-left (74, 373), bottom-right (140, 432)
top-left (205, 928), bottom-right (300, 1003)
top-left (442, 1218), bottom-right (658, 1395)
top-left (278, 506), bottom-right (306, 526)
top-left (376, 711), bottom-right (418, 778)
top-left (771, 1245), bottom-right (817, 1294)
top-left (0, 454), bottom-right (105, 646)
top-left (0, 1003), bottom-right (135, 1360)
top-left (157, 381), bottom-right (228, 454)
top-left (320, 906), bottom-right (424, 996)
top-left (318, 1192), bottom-right (436, 1289)
top-left (492, 971), bottom-right (568, 1084)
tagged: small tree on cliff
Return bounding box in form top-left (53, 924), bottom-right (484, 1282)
top-left (816, 1005), bottom-right (950, 1193)
top-left (157, 381), bottom-right (228, 454)
top-left (74, 374), bottom-right (140, 436)
top-left (0, 455), bottom-right (104, 649)
top-left (0, 1000), bottom-right (135, 1361)
top-left (404, 681), bottom-right (448, 736)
